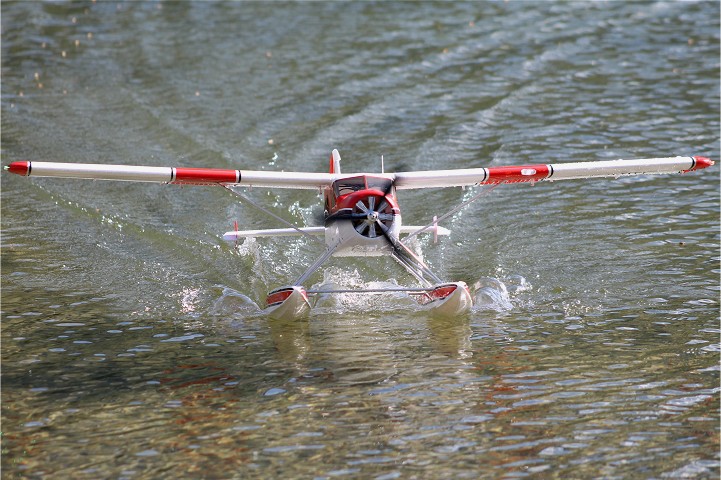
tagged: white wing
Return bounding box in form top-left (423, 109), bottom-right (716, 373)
top-left (6, 156), bottom-right (712, 189)
top-left (393, 156), bottom-right (712, 189)
top-left (6, 161), bottom-right (338, 189)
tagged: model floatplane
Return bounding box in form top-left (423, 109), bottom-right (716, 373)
top-left (5, 152), bottom-right (714, 320)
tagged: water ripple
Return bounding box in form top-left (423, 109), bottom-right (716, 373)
top-left (2, 1), bottom-right (718, 479)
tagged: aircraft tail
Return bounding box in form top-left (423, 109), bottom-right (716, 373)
top-left (329, 149), bottom-right (341, 174)
top-left (223, 227), bottom-right (325, 241)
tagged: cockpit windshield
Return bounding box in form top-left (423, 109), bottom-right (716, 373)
top-left (333, 176), bottom-right (393, 197)
top-left (366, 177), bottom-right (393, 193)
top-left (334, 177), bottom-right (367, 196)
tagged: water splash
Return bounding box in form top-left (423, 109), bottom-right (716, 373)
top-left (471, 275), bottom-right (531, 312)
top-left (179, 287), bottom-right (201, 314)
top-left (310, 267), bottom-right (418, 314)
top-left (210, 286), bottom-right (262, 317)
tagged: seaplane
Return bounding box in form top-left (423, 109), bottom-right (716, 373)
top-left (5, 152), bottom-right (714, 321)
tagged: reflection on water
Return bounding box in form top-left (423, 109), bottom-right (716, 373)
top-left (2, 280), bottom-right (719, 478)
top-left (2, 0), bottom-right (719, 478)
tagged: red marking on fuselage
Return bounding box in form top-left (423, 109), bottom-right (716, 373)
top-left (325, 175), bottom-right (399, 217)
top-left (335, 189), bottom-right (397, 211)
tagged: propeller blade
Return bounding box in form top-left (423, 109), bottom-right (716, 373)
top-left (327, 212), bottom-right (367, 221)
top-left (355, 200), bottom-right (368, 214)
top-left (355, 222), bottom-right (369, 234)
top-left (368, 222), bottom-right (377, 238)
top-left (368, 196), bottom-right (376, 212)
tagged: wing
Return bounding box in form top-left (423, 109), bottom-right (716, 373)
top-left (5, 161), bottom-right (336, 189)
top-left (6, 156), bottom-right (713, 189)
top-left (393, 156), bottom-right (713, 189)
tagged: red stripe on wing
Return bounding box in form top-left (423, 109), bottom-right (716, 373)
top-left (485, 164), bottom-right (550, 184)
top-left (172, 167), bottom-right (238, 185)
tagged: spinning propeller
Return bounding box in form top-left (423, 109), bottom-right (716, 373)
top-left (325, 193), bottom-right (395, 239)
top-left (351, 195), bottom-right (394, 238)
top-left (326, 191), bottom-right (442, 285)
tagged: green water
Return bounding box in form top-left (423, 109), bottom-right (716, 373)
top-left (2, 2), bottom-right (719, 478)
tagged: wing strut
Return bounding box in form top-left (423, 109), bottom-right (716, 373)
top-left (375, 218), bottom-right (443, 286)
top-left (295, 244), bottom-right (339, 285)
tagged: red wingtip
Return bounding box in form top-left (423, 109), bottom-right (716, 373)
top-left (6, 161), bottom-right (29, 176)
top-left (692, 156), bottom-right (714, 170)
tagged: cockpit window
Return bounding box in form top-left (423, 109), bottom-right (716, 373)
top-left (334, 177), bottom-right (366, 196)
top-left (366, 177), bottom-right (392, 193)
top-left (333, 176), bottom-right (394, 197)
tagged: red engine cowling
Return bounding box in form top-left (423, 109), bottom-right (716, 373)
top-left (336, 190), bottom-right (398, 238)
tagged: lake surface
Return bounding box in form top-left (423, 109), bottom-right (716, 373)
top-left (2, 2), bottom-right (719, 478)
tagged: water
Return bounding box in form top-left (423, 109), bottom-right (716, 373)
top-left (2, 2), bottom-right (719, 478)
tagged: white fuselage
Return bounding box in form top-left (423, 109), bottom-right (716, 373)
top-left (325, 214), bottom-right (402, 257)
